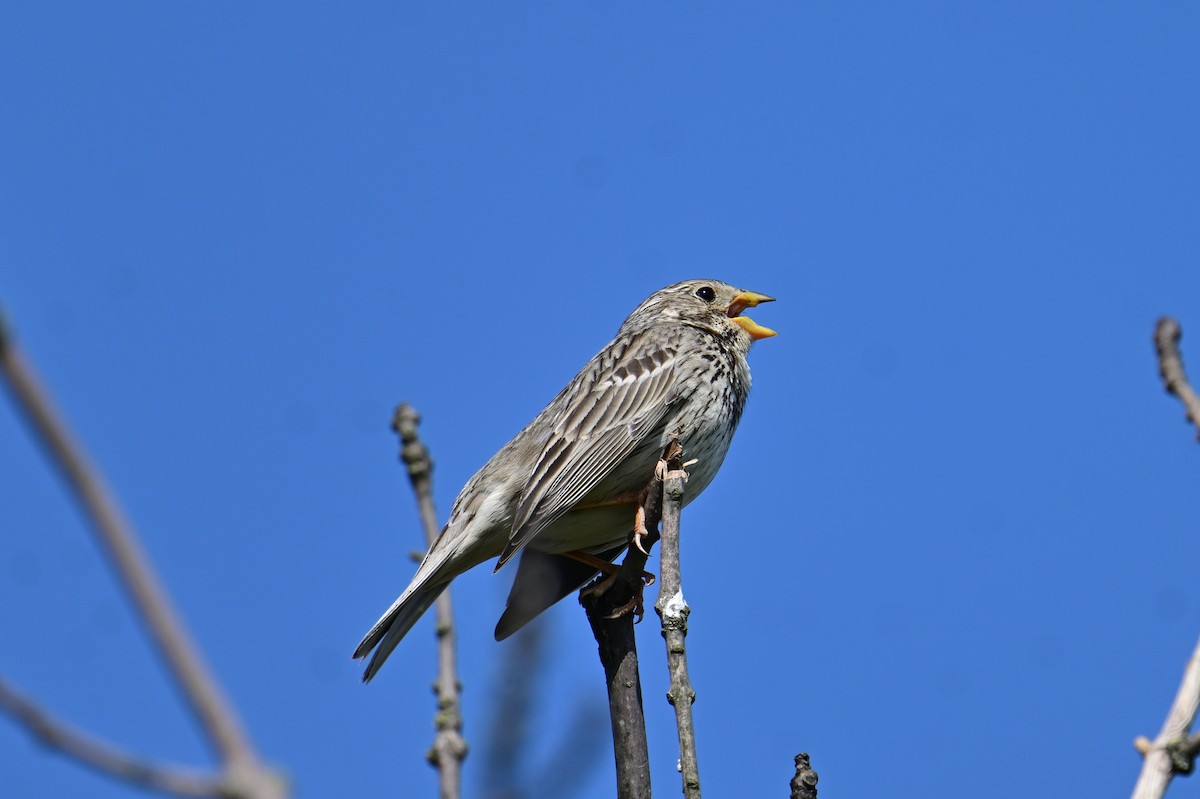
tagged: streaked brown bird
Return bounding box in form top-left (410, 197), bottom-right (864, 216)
top-left (354, 279), bottom-right (775, 680)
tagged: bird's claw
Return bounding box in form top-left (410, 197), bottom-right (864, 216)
top-left (633, 529), bottom-right (649, 555)
top-left (602, 569), bottom-right (655, 622)
top-left (632, 504), bottom-right (651, 554)
top-left (606, 595), bottom-right (644, 622)
top-left (581, 568), bottom-right (655, 621)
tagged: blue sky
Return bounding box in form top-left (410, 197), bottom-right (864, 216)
top-left (3, 3), bottom-right (1200, 798)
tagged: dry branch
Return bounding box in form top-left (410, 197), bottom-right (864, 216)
top-left (0, 308), bottom-right (283, 799)
top-left (391, 404), bottom-right (467, 799)
top-left (1131, 638), bottom-right (1200, 798)
top-left (0, 676), bottom-right (226, 797)
top-left (1154, 317), bottom-right (1200, 440)
top-left (580, 442), bottom-right (683, 799)
top-left (1132, 317), bottom-right (1200, 798)
top-left (653, 446), bottom-right (701, 798)
top-left (789, 753), bottom-right (819, 799)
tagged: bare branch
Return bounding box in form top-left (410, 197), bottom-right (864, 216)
top-left (0, 308), bottom-right (282, 799)
top-left (1131, 636), bottom-right (1200, 798)
top-left (581, 598), bottom-right (651, 799)
top-left (0, 675), bottom-right (228, 798)
top-left (391, 404), bottom-right (467, 799)
top-left (1132, 318), bottom-right (1200, 798)
top-left (653, 445), bottom-right (700, 798)
top-left (789, 753), bottom-right (819, 799)
top-left (1178, 732), bottom-right (1200, 767)
top-left (580, 442), bottom-right (681, 799)
top-left (1154, 317), bottom-right (1200, 440)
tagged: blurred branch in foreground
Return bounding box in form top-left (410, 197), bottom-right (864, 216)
top-left (482, 616), bottom-right (544, 799)
top-left (1131, 318), bottom-right (1200, 799)
top-left (0, 676), bottom-right (225, 797)
top-left (0, 306), bottom-right (285, 799)
top-left (391, 404), bottom-right (468, 799)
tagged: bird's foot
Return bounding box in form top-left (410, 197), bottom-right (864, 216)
top-left (606, 591), bottom-right (645, 622)
top-left (577, 554), bottom-right (656, 626)
top-left (579, 568), bottom-right (655, 622)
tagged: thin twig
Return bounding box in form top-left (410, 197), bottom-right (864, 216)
top-left (653, 444), bottom-right (701, 798)
top-left (0, 308), bottom-right (283, 799)
top-left (1154, 317), bottom-right (1200, 440)
top-left (392, 404), bottom-right (467, 799)
top-left (789, 753), bottom-right (819, 799)
top-left (1131, 318), bottom-right (1200, 798)
top-left (0, 676), bottom-right (227, 798)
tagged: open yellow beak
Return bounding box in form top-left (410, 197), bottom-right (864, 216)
top-left (727, 290), bottom-right (777, 341)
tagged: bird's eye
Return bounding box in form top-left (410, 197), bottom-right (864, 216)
top-left (695, 286), bottom-right (716, 302)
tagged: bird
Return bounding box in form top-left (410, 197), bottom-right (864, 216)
top-left (354, 279), bottom-right (776, 681)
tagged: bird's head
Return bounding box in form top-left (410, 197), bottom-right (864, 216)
top-left (626, 280), bottom-right (777, 344)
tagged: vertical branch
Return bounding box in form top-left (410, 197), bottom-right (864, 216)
top-left (0, 310), bottom-right (281, 799)
top-left (580, 441), bottom-right (678, 799)
top-left (653, 445), bottom-right (701, 799)
top-left (1132, 317), bottom-right (1200, 798)
top-left (789, 753), bottom-right (819, 799)
top-left (391, 404), bottom-right (467, 799)
top-left (584, 608), bottom-right (651, 799)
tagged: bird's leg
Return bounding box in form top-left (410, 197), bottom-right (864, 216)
top-left (579, 447), bottom-right (694, 621)
top-left (632, 456), bottom-right (695, 553)
top-left (573, 551), bottom-right (655, 623)
top-left (579, 571), bottom-right (651, 622)
top-left (568, 550), bottom-right (656, 589)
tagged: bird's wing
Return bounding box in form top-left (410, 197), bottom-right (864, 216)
top-left (496, 329), bottom-right (681, 568)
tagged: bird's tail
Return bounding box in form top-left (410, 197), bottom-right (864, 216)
top-left (353, 574), bottom-right (447, 682)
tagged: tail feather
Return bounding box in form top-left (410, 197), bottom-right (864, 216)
top-left (355, 580), bottom-right (447, 681)
top-left (355, 526), bottom-right (494, 681)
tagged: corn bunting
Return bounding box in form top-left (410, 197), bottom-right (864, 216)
top-left (354, 279), bottom-right (775, 680)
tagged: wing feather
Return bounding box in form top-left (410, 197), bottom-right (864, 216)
top-left (496, 330), bottom-right (680, 567)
